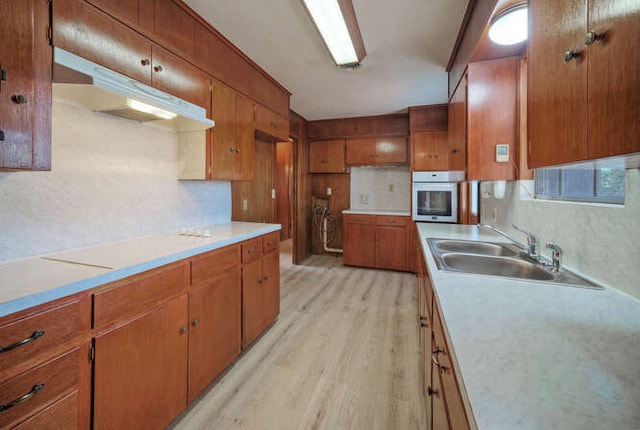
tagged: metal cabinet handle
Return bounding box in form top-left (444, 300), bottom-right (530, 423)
top-left (235, 148), bottom-right (240, 153)
top-left (180, 327), bottom-right (188, 335)
top-left (258, 279), bottom-right (263, 284)
top-left (268, 240), bottom-right (276, 246)
top-left (192, 319), bottom-right (199, 327)
top-left (140, 58), bottom-right (151, 66)
top-left (432, 347), bottom-right (448, 372)
top-left (0, 383), bottom-right (44, 412)
top-left (0, 330), bottom-right (44, 354)
top-left (153, 65), bottom-right (164, 73)
top-left (12, 94), bottom-right (28, 104)
top-left (427, 386), bottom-right (438, 397)
top-left (263, 276), bottom-right (268, 281)
top-left (584, 30), bottom-right (604, 46)
top-left (563, 49), bottom-right (580, 63)
top-left (419, 317), bottom-right (428, 328)
top-left (248, 246), bottom-right (258, 254)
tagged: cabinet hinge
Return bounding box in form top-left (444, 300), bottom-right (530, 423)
top-left (46, 25), bottom-right (52, 42)
top-left (88, 345), bottom-right (95, 362)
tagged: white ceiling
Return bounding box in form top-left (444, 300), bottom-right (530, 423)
top-left (183, 0), bottom-right (469, 121)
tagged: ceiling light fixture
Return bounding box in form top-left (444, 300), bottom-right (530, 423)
top-left (127, 99), bottom-right (177, 120)
top-left (300, 0), bottom-right (366, 67)
top-left (488, 2), bottom-right (528, 46)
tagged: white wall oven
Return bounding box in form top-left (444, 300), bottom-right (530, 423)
top-left (412, 171), bottom-right (464, 223)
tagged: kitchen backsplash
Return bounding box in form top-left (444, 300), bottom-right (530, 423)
top-left (480, 169), bottom-right (640, 300)
top-left (0, 100), bottom-right (230, 263)
top-left (350, 166), bottom-right (410, 211)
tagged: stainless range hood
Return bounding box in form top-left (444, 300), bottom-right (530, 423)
top-left (53, 47), bottom-right (214, 132)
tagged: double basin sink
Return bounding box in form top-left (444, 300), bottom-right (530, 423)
top-left (427, 239), bottom-right (603, 289)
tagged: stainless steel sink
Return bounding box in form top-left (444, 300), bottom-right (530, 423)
top-left (431, 239), bottom-right (520, 257)
top-left (427, 238), bottom-right (603, 289)
top-left (441, 253), bottom-right (555, 281)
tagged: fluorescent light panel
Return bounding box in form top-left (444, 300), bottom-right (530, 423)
top-left (127, 98), bottom-right (177, 119)
top-left (302, 0), bottom-right (364, 66)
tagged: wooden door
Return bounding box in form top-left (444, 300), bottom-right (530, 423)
top-left (52, 0), bottom-right (153, 85)
top-left (276, 140), bottom-right (294, 239)
top-left (234, 92), bottom-right (256, 181)
top-left (448, 77), bottom-right (467, 171)
top-left (345, 138), bottom-right (375, 165)
top-left (93, 295), bottom-right (188, 430)
top-left (343, 224), bottom-right (375, 267)
top-left (0, 0), bottom-right (51, 170)
top-left (375, 226), bottom-right (406, 270)
top-left (242, 258), bottom-right (264, 348)
top-left (308, 140), bottom-right (346, 173)
top-left (375, 136), bottom-right (407, 164)
top-left (262, 251), bottom-right (281, 327)
top-left (528, 0), bottom-right (588, 168)
top-left (188, 270), bottom-right (241, 403)
top-left (413, 131), bottom-right (449, 171)
top-left (587, 1), bottom-right (640, 158)
top-left (232, 140), bottom-right (276, 223)
top-left (210, 80), bottom-right (237, 180)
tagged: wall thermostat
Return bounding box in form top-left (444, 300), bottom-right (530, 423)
top-left (496, 144), bottom-right (509, 162)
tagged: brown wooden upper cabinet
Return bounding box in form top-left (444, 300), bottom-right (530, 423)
top-left (84, 0), bottom-right (154, 35)
top-left (466, 57), bottom-right (519, 181)
top-left (255, 104), bottom-right (290, 142)
top-left (53, 0), bottom-right (211, 111)
top-left (345, 136), bottom-right (407, 166)
top-left (528, 0), bottom-right (640, 168)
top-left (0, 0), bottom-right (52, 170)
top-left (409, 104), bottom-right (459, 171)
top-left (309, 140), bottom-right (346, 173)
top-left (447, 82), bottom-right (467, 172)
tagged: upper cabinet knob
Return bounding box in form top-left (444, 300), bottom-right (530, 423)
top-left (12, 94), bottom-right (28, 104)
top-left (140, 58), bottom-right (151, 66)
top-left (563, 49), bottom-right (580, 63)
top-left (584, 31), bottom-right (604, 46)
top-left (153, 65), bottom-right (164, 73)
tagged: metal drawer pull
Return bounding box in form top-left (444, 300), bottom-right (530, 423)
top-left (432, 347), bottom-right (448, 371)
top-left (192, 319), bottom-right (200, 327)
top-left (0, 383), bottom-right (44, 412)
top-left (258, 279), bottom-right (263, 284)
top-left (248, 247), bottom-right (258, 254)
top-left (268, 240), bottom-right (276, 245)
top-left (0, 330), bottom-right (44, 353)
top-left (427, 386), bottom-right (438, 397)
top-left (419, 317), bottom-right (428, 328)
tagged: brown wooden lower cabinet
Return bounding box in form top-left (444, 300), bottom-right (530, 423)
top-left (417, 245), bottom-right (470, 430)
top-left (343, 214), bottom-right (409, 271)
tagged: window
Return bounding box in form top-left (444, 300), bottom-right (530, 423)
top-left (535, 160), bottom-right (625, 204)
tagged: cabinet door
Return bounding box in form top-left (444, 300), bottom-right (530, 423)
top-left (188, 269), bottom-right (241, 403)
top-left (0, 0), bottom-right (51, 170)
top-left (430, 357), bottom-right (448, 430)
top-left (309, 140), bottom-right (346, 173)
top-left (413, 131), bottom-right (449, 171)
top-left (262, 250), bottom-right (281, 327)
top-left (448, 77), bottom-right (467, 171)
top-left (234, 92), bottom-right (256, 181)
top-left (343, 224), bottom-right (376, 267)
top-left (53, 0), bottom-right (153, 85)
top-left (587, 1), bottom-right (640, 158)
top-left (255, 104), bottom-right (289, 141)
top-left (210, 80), bottom-right (237, 180)
top-left (151, 45), bottom-right (210, 111)
top-left (345, 138), bottom-right (375, 166)
top-left (85, 0), bottom-right (154, 34)
top-left (93, 295), bottom-right (188, 430)
top-left (242, 258), bottom-right (264, 348)
top-left (528, 0), bottom-right (588, 168)
top-left (375, 136), bottom-right (407, 164)
top-left (153, 0), bottom-right (196, 60)
top-left (375, 226), bottom-right (406, 271)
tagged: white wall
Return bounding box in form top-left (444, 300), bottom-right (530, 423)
top-left (480, 169), bottom-right (640, 299)
top-left (350, 166), bottom-right (411, 211)
top-left (0, 100), bottom-right (231, 263)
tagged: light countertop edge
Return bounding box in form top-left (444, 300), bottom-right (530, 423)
top-left (0, 223), bottom-right (280, 318)
top-left (343, 209), bottom-right (411, 216)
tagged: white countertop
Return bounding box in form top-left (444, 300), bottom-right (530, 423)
top-left (0, 222), bottom-right (280, 317)
top-left (343, 209), bottom-right (410, 216)
top-left (417, 223), bottom-right (640, 430)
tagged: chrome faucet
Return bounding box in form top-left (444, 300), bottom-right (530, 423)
top-left (512, 224), bottom-right (538, 258)
top-left (545, 241), bottom-right (563, 272)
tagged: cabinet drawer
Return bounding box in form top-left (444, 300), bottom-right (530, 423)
top-left (262, 232), bottom-right (280, 255)
top-left (242, 238), bottom-right (263, 263)
top-left (344, 214), bottom-right (376, 225)
top-left (191, 245), bottom-right (240, 286)
top-left (0, 299), bottom-right (88, 375)
top-left (0, 348), bottom-right (79, 429)
top-left (376, 215), bottom-right (408, 227)
top-left (12, 390), bottom-right (78, 430)
top-left (93, 262), bottom-right (188, 329)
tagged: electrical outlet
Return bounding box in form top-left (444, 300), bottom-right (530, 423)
top-left (327, 187), bottom-right (332, 195)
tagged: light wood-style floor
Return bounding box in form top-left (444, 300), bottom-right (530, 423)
top-left (171, 240), bottom-right (425, 430)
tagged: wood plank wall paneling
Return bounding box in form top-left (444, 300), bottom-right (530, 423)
top-left (446, 0), bottom-right (498, 100)
top-left (290, 111), bottom-right (312, 264)
top-left (310, 174), bottom-right (350, 256)
top-left (307, 114), bottom-right (409, 140)
top-left (276, 141), bottom-right (294, 240)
